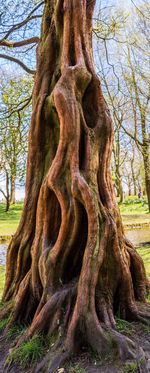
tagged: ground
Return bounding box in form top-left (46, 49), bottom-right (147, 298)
top-left (0, 319), bottom-right (150, 372)
top-left (0, 197), bottom-right (150, 372)
top-left (0, 203), bottom-right (23, 236)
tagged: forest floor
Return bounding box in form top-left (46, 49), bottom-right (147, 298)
top-left (0, 203), bottom-right (23, 236)
top-left (0, 318), bottom-right (150, 373)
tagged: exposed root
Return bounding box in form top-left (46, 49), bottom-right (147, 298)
top-left (14, 282), bottom-right (77, 347)
top-left (35, 348), bottom-right (71, 373)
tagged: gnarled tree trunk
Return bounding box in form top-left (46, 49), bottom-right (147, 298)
top-left (2, 1), bottom-right (149, 371)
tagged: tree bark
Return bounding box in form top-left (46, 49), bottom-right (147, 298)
top-left (131, 159), bottom-right (137, 196)
top-left (5, 170), bottom-right (10, 212)
top-left (1, 1), bottom-right (149, 371)
top-left (10, 175), bottom-right (16, 204)
top-left (116, 171), bottom-right (124, 203)
top-left (143, 147), bottom-right (150, 212)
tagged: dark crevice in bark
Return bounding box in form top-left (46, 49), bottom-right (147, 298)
top-left (45, 190), bottom-right (61, 247)
top-left (82, 80), bottom-right (98, 129)
top-left (62, 202), bottom-right (88, 284)
top-left (79, 127), bottom-right (86, 171)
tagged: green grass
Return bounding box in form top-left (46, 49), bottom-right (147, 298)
top-left (119, 197), bottom-right (150, 226)
top-left (0, 265), bottom-right (5, 299)
top-left (6, 334), bottom-right (45, 368)
top-left (119, 196), bottom-right (149, 215)
top-left (116, 318), bottom-right (134, 335)
top-left (137, 246), bottom-right (150, 278)
top-left (0, 317), bottom-right (9, 332)
top-left (6, 323), bottom-right (28, 341)
top-left (0, 203), bottom-right (23, 236)
top-left (123, 362), bottom-right (137, 373)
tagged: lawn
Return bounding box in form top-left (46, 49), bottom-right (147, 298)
top-left (137, 246), bottom-right (150, 279)
top-left (0, 266), bottom-right (5, 299)
top-left (119, 196), bottom-right (149, 215)
top-left (0, 203), bottom-right (23, 236)
top-left (119, 197), bottom-right (150, 226)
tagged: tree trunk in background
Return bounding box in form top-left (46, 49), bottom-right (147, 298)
top-left (1, 1), bottom-right (149, 371)
top-left (116, 172), bottom-right (124, 203)
top-left (5, 170), bottom-right (10, 212)
top-left (131, 160), bottom-right (137, 196)
top-left (143, 148), bottom-right (150, 212)
top-left (129, 188), bottom-right (131, 196)
top-left (10, 175), bottom-right (16, 204)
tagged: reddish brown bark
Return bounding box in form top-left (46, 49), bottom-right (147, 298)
top-left (1, 1), bottom-right (149, 371)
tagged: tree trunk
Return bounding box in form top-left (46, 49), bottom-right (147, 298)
top-left (128, 179), bottom-right (132, 196)
top-left (5, 170), bottom-right (10, 212)
top-left (131, 160), bottom-right (137, 196)
top-left (143, 149), bottom-right (150, 212)
top-left (116, 173), bottom-right (124, 203)
top-left (1, 1), bottom-right (149, 371)
top-left (10, 175), bottom-right (16, 204)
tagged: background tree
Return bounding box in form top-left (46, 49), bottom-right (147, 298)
top-left (94, 1), bottom-right (150, 209)
top-left (0, 0), bottom-right (43, 75)
top-left (0, 76), bottom-right (32, 207)
top-left (0, 151), bottom-right (10, 212)
top-left (1, 1), bottom-right (149, 372)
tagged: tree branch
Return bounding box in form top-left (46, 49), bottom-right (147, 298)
top-left (0, 2), bottom-right (43, 42)
top-left (121, 123), bottom-right (143, 148)
top-left (0, 54), bottom-right (36, 75)
top-left (5, 96), bottom-right (32, 119)
top-left (0, 187), bottom-right (7, 200)
top-left (0, 37), bottom-right (39, 48)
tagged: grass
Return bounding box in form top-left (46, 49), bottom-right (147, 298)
top-left (0, 317), bottom-right (9, 332)
top-left (119, 197), bottom-right (150, 226)
top-left (0, 203), bottom-right (23, 236)
top-left (6, 334), bottom-right (45, 368)
top-left (119, 196), bottom-right (149, 215)
top-left (137, 246), bottom-right (150, 278)
top-left (116, 318), bottom-right (134, 335)
top-left (67, 363), bottom-right (87, 373)
top-left (6, 323), bottom-right (28, 341)
top-left (0, 265), bottom-right (5, 299)
top-left (123, 362), bottom-right (137, 373)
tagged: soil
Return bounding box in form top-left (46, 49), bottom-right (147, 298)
top-left (0, 322), bottom-right (150, 373)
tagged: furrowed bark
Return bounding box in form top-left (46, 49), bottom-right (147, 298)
top-left (1, 0), bottom-right (149, 371)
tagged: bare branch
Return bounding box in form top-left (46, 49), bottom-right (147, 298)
top-left (0, 187), bottom-right (7, 200)
top-left (0, 54), bottom-right (36, 74)
top-left (131, 0), bottom-right (150, 20)
top-left (0, 37), bottom-right (39, 48)
top-left (0, 2), bottom-right (43, 42)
